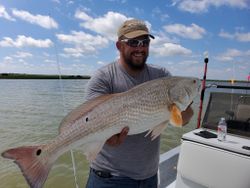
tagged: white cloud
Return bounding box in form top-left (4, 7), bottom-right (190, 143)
top-left (164, 23), bottom-right (206, 39)
top-left (0, 35), bottom-right (53, 48)
top-left (62, 47), bottom-right (95, 58)
top-left (18, 59), bottom-right (29, 65)
top-left (216, 48), bottom-right (249, 62)
top-left (106, 0), bottom-right (127, 3)
top-left (56, 31), bottom-right (109, 57)
top-left (75, 10), bottom-right (155, 41)
top-left (67, 1), bottom-right (74, 5)
top-left (56, 31), bottom-right (108, 47)
top-left (75, 10), bottom-right (92, 21)
top-left (218, 30), bottom-right (234, 39)
top-left (134, 7), bottom-right (144, 15)
top-left (176, 0), bottom-right (249, 13)
top-left (14, 51), bottom-right (33, 58)
top-left (246, 50), bottom-right (250, 56)
top-left (235, 32), bottom-right (250, 42)
top-left (219, 30), bottom-right (250, 42)
top-left (3, 56), bottom-right (13, 63)
top-left (75, 10), bottom-right (129, 41)
top-left (12, 9), bottom-right (58, 29)
top-left (52, 0), bottom-right (60, 3)
top-left (156, 59), bottom-right (203, 78)
top-left (150, 34), bottom-right (192, 57)
top-left (152, 7), bottom-right (169, 21)
top-left (97, 61), bottom-right (106, 65)
top-left (151, 42), bottom-right (192, 57)
top-left (56, 31), bottom-right (109, 47)
top-left (44, 59), bottom-right (56, 63)
top-left (178, 60), bottom-right (199, 65)
top-left (0, 5), bottom-right (15, 21)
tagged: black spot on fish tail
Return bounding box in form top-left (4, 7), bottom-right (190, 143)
top-left (36, 149), bottom-right (42, 156)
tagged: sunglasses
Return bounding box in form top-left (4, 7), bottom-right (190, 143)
top-left (120, 38), bottom-right (150, 47)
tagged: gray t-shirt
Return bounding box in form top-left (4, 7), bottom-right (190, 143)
top-left (85, 60), bottom-right (171, 180)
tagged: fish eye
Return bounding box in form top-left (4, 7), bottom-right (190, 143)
top-left (193, 80), bottom-right (196, 84)
top-left (86, 117), bottom-right (89, 122)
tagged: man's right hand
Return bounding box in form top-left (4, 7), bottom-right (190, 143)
top-left (106, 127), bottom-right (129, 146)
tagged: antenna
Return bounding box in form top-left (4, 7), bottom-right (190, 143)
top-left (197, 52), bottom-right (209, 128)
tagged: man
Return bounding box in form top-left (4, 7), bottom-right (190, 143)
top-left (85, 19), bottom-right (193, 188)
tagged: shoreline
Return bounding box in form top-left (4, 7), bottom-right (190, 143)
top-left (0, 73), bottom-right (249, 82)
top-left (0, 73), bottom-right (90, 79)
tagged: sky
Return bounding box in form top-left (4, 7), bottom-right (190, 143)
top-left (0, 0), bottom-right (249, 80)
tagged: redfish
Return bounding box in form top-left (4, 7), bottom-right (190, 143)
top-left (2, 76), bottom-right (200, 188)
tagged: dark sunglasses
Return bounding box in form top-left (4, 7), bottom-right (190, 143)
top-left (120, 38), bottom-right (150, 47)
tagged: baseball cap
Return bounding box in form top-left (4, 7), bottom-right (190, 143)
top-left (117, 19), bottom-right (155, 39)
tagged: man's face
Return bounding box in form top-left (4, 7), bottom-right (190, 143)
top-left (119, 35), bottom-right (150, 71)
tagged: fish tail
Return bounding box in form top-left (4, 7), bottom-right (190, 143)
top-left (2, 145), bottom-right (53, 188)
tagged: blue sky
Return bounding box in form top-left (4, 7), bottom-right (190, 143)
top-left (0, 0), bottom-right (249, 80)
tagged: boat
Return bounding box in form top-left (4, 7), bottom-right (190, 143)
top-left (159, 80), bottom-right (250, 188)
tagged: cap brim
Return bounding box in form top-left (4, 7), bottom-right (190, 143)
top-left (123, 30), bottom-right (155, 39)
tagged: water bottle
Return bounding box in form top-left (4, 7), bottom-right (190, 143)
top-left (217, 117), bottom-right (227, 141)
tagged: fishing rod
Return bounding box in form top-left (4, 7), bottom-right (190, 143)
top-left (49, 14), bottom-right (79, 188)
top-left (197, 55), bottom-right (209, 128)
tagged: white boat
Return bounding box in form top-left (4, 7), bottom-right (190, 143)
top-left (159, 83), bottom-right (250, 188)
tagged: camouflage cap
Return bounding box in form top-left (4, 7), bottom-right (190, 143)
top-left (117, 19), bottom-right (155, 39)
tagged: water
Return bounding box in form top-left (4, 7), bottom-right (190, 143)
top-left (0, 79), bottom-right (89, 188)
top-left (0, 79), bottom-right (248, 188)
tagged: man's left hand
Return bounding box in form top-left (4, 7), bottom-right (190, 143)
top-left (181, 105), bottom-right (194, 126)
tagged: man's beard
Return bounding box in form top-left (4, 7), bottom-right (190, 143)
top-left (124, 52), bottom-right (148, 71)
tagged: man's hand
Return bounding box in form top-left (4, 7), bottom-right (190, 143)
top-left (106, 127), bottom-right (129, 146)
top-left (181, 105), bottom-right (194, 126)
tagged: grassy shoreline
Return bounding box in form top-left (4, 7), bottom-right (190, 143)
top-left (0, 73), bottom-right (249, 82)
top-left (0, 73), bottom-right (90, 79)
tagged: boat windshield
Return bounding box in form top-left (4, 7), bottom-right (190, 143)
top-left (202, 85), bottom-right (250, 138)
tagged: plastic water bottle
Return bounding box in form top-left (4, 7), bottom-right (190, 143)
top-left (217, 117), bottom-right (227, 141)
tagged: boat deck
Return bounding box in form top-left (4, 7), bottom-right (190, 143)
top-left (159, 146), bottom-right (180, 188)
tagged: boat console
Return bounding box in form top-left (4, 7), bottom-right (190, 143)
top-left (175, 85), bottom-right (250, 188)
top-left (176, 129), bottom-right (250, 188)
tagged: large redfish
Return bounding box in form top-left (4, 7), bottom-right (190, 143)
top-left (2, 76), bottom-right (200, 188)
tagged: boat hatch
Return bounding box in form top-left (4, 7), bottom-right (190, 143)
top-left (202, 92), bottom-right (250, 138)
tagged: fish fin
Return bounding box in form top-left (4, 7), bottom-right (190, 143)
top-left (145, 121), bottom-right (168, 141)
top-left (1, 145), bottom-right (52, 188)
top-left (170, 104), bottom-right (183, 127)
top-left (82, 141), bottom-right (105, 162)
top-left (59, 94), bottom-right (119, 133)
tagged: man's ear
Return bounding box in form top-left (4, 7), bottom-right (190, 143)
top-left (116, 41), bottom-right (121, 50)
